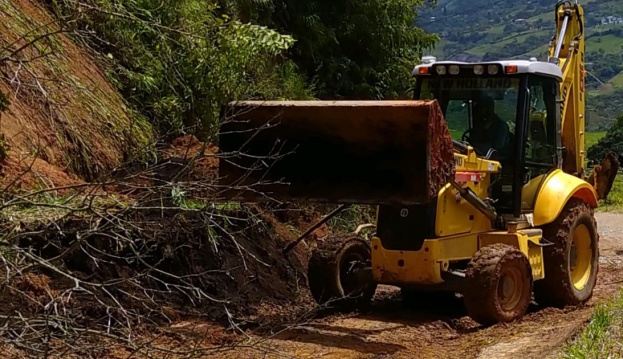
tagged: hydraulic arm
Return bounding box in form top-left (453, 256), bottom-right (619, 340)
top-left (548, 1), bottom-right (586, 177)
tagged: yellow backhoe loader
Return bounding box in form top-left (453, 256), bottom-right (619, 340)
top-left (217, 1), bottom-right (619, 325)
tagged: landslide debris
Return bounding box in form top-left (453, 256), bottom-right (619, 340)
top-left (0, 0), bottom-right (154, 189)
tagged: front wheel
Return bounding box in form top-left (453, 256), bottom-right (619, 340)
top-left (464, 244), bottom-right (533, 326)
top-left (534, 198), bottom-right (599, 307)
top-left (307, 234), bottom-right (377, 310)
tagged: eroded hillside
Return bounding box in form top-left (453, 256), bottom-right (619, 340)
top-left (0, 0), bottom-right (153, 190)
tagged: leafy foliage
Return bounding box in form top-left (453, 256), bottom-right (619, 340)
top-left (587, 113), bottom-right (623, 164)
top-left (50, 0), bottom-right (312, 139)
top-left (587, 89), bottom-right (623, 131)
top-left (228, 0), bottom-right (439, 99)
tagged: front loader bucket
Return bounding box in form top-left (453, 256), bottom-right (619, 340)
top-left (217, 100), bottom-right (454, 205)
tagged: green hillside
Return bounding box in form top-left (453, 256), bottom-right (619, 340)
top-left (417, 0), bottom-right (623, 131)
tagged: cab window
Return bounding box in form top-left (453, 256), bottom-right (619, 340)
top-left (526, 76), bottom-right (558, 166)
top-left (418, 77), bottom-right (520, 159)
top-left (520, 76), bottom-right (559, 212)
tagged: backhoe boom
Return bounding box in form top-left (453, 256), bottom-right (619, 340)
top-left (548, 1), bottom-right (586, 177)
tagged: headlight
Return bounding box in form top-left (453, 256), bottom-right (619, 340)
top-left (449, 65), bottom-right (460, 75)
top-left (488, 65), bottom-right (499, 75)
top-left (436, 65), bottom-right (447, 75)
top-left (474, 65), bottom-right (485, 75)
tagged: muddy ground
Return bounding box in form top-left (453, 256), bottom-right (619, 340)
top-left (196, 211), bottom-right (623, 359)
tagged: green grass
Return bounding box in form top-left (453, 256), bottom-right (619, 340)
top-left (468, 29), bottom-right (550, 57)
top-left (596, 175), bottom-right (623, 212)
top-left (520, 43), bottom-right (550, 59)
top-left (586, 31), bottom-right (623, 54)
top-left (586, 133), bottom-right (622, 213)
top-left (561, 290), bottom-right (623, 358)
top-left (607, 70), bottom-right (623, 89)
top-left (450, 129), bottom-right (462, 139)
top-left (586, 131), bottom-right (607, 149)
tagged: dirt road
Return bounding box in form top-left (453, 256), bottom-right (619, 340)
top-left (223, 212), bottom-right (623, 359)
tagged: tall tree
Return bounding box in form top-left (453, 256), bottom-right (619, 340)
top-left (224, 0), bottom-right (439, 99)
top-left (50, 0), bottom-right (312, 138)
top-left (588, 114), bottom-right (623, 165)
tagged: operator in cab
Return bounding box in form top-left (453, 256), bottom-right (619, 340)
top-left (470, 96), bottom-right (511, 159)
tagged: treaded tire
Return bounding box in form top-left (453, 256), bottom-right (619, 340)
top-left (534, 198), bottom-right (599, 307)
top-left (308, 234), bottom-right (377, 310)
top-left (464, 243), bottom-right (533, 326)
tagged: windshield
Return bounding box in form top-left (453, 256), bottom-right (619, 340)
top-left (418, 77), bottom-right (521, 158)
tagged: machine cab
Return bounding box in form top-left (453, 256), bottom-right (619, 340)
top-left (412, 58), bottom-right (564, 218)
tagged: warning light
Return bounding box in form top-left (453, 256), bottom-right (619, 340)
top-left (505, 65), bottom-right (518, 74)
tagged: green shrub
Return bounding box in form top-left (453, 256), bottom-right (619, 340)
top-left (49, 0), bottom-right (313, 140)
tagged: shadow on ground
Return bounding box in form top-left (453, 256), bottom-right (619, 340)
top-left (267, 286), bottom-right (562, 356)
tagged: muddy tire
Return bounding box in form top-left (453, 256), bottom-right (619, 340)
top-left (464, 244), bottom-right (533, 326)
top-left (534, 198), bottom-right (599, 308)
top-left (308, 234), bottom-right (377, 310)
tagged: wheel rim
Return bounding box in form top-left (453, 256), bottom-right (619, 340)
top-left (498, 266), bottom-right (524, 311)
top-left (339, 250), bottom-right (367, 297)
top-left (570, 224), bottom-right (593, 290)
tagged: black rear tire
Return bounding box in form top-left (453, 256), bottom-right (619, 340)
top-left (308, 234), bottom-right (377, 310)
top-left (534, 198), bottom-right (599, 307)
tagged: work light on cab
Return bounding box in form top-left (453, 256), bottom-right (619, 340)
top-left (487, 64), bottom-right (499, 75)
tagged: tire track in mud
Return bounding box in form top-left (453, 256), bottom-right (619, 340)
top-left (228, 212), bottom-right (623, 359)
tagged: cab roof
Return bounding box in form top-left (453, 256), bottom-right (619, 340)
top-left (413, 58), bottom-right (563, 82)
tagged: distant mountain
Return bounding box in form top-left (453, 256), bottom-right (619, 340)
top-left (416, 0), bottom-right (623, 131)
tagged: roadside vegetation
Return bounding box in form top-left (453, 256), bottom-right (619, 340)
top-left (562, 289), bottom-right (623, 358)
top-left (586, 131), bottom-right (607, 150)
top-left (588, 115), bottom-right (623, 211)
top-left (595, 175), bottom-right (623, 212)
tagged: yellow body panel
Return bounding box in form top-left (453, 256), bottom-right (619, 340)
top-left (371, 229), bottom-right (544, 286)
top-left (531, 169), bottom-right (598, 227)
top-left (453, 151), bottom-right (501, 173)
top-left (436, 183), bottom-right (493, 237)
top-left (436, 151), bottom-right (499, 237)
top-left (521, 173), bottom-right (547, 211)
top-left (371, 234), bottom-right (478, 285)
